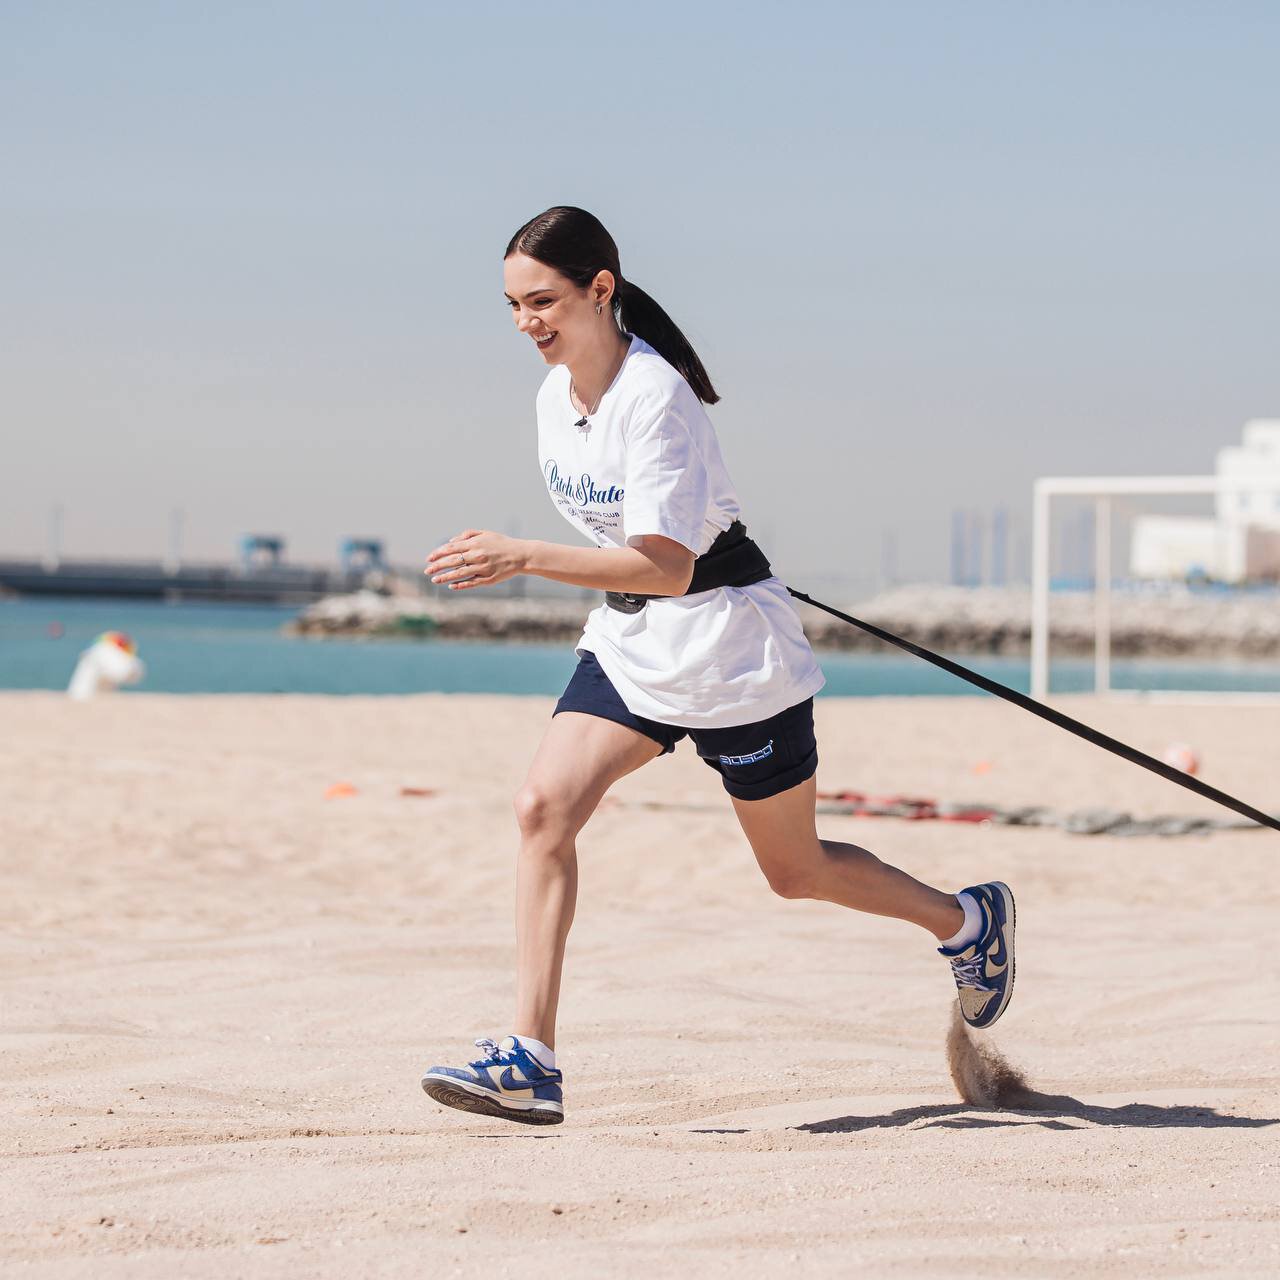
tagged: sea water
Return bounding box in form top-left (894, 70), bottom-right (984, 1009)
top-left (4, 596), bottom-right (1280, 697)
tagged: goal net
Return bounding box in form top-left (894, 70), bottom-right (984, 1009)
top-left (1031, 474), bottom-right (1280, 701)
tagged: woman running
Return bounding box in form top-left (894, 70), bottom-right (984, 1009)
top-left (420, 206), bottom-right (1015, 1125)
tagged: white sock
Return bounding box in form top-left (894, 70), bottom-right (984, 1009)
top-left (514, 1035), bottom-right (556, 1070)
top-left (939, 891), bottom-right (983, 951)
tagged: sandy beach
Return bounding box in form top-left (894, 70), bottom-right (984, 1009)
top-left (2, 690), bottom-right (1278, 1277)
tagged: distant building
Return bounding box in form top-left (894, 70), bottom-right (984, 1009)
top-left (1130, 419), bottom-right (1280, 583)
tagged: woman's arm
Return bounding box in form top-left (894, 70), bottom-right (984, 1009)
top-left (426, 529), bottom-right (695, 596)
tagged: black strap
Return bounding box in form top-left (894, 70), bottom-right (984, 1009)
top-left (606, 521), bottom-right (772, 613)
top-left (687, 521), bottom-right (773, 593)
top-left (786, 588), bottom-right (1280, 836)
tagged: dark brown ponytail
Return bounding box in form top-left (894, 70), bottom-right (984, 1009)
top-left (505, 206), bottom-right (720, 405)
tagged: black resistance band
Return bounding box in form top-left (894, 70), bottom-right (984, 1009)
top-left (786, 588), bottom-right (1280, 836)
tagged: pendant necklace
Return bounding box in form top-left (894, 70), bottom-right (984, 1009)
top-left (571, 344), bottom-right (628, 440)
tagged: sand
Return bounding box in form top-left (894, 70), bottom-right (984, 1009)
top-left (1, 690), bottom-right (1277, 1277)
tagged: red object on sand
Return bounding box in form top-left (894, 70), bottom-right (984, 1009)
top-left (816, 790), bottom-right (998, 824)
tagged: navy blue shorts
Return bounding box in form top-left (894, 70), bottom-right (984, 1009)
top-left (552, 651), bottom-right (818, 802)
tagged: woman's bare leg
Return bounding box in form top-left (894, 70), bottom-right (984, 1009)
top-left (731, 775), bottom-right (965, 940)
top-left (512, 712), bottom-right (662, 1048)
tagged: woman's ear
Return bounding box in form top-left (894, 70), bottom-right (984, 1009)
top-left (591, 269), bottom-right (616, 309)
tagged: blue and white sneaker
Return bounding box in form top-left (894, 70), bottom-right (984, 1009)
top-left (940, 881), bottom-right (1016, 1029)
top-left (421, 1036), bottom-right (564, 1125)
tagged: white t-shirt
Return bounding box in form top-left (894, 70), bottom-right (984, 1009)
top-left (536, 334), bottom-right (825, 728)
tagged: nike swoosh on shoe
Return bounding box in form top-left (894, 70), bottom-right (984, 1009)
top-left (498, 1065), bottom-right (561, 1093)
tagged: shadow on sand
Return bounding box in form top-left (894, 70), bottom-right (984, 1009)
top-left (788, 1093), bottom-right (1280, 1135)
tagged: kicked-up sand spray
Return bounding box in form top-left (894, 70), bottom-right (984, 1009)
top-left (946, 1003), bottom-right (1038, 1108)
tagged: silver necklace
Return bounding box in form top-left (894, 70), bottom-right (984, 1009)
top-left (570, 345), bottom-right (627, 439)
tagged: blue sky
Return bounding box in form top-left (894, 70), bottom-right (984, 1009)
top-left (3, 1), bottom-right (1277, 589)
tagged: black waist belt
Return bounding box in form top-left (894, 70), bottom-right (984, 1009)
top-left (604, 520), bottom-right (773, 614)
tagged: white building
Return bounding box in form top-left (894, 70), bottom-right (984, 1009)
top-left (1130, 419), bottom-right (1280, 582)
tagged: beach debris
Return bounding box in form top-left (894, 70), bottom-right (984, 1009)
top-left (989, 805), bottom-right (1057, 827)
top-left (817, 791), bottom-right (1000, 823)
top-left (627, 791), bottom-right (1262, 837)
top-left (819, 791), bottom-right (1257, 837)
top-left (1061, 808), bottom-right (1133, 836)
top-left (817, 792), bottom-right (953, 821)
top-left (67, 631), bottom-right (145, 700)
top-left (1162, 742), bottom-right (1201, 775)
top-left (320, 782), bottom-right (439, 799)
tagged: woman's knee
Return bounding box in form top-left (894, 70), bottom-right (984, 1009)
top-left (759, 854), bottom-right (820, 901)
top-left (512, 782), bottom-right (576, 845)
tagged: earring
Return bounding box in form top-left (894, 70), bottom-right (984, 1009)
top-left (595, 303), bottom-right (603, 315)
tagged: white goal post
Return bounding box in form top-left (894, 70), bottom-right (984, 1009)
top-left (1031, 475), bottom-right (1280, 702)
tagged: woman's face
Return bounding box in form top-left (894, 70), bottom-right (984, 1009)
top-left (503, 251), bottom-right (608, 366)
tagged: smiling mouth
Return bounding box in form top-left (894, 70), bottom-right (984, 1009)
top-left (534, 332), bottom-right (557, 348)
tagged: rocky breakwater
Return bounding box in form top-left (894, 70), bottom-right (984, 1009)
top-left (793, 585), bottom-right (1280, 659)
top-left (287, 589), bottom-right (592, 643)
top-left (288, 584), bottom-right (1280, 659)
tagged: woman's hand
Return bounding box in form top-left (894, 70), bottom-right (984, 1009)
top-left (425, 529), bottom-right (530, 590)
